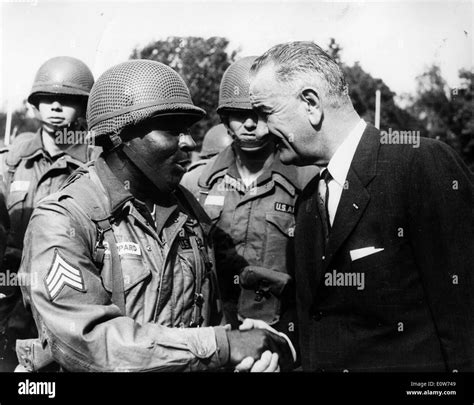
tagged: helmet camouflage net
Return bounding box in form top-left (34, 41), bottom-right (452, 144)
top-left (217, 56), bottom-right (257, 114)
top-left (28, 56), bottom-right (94, 106)
top-left (87, 59), bottom-right (205, 142)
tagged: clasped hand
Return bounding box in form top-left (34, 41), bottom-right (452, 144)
top-left (226, 318), bottom-right (296, 372)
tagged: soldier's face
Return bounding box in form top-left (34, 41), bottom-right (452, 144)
top-left (226, 110), bottom-right (271, 152)
top-left (127, 118), bottom-right (196, 190)
top-left (37, 95), bottom-right (85, 133)
top-left (250, 65), bottom-right (318, 166)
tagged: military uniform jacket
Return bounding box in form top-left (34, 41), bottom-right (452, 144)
top-left (18, 156), bottom-right (229, 372)
top-left (0, 130), bottom-right (96, 272)
top-left (0, 131), bottom-right (97, 369)
top-left (182, 145), bottom-right (317, 336)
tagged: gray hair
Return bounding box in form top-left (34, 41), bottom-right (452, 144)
top-left (251, 41), bottom-right (349, 106)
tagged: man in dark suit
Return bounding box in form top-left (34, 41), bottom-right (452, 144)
top-left (249, 41), bottom-right (473, 371)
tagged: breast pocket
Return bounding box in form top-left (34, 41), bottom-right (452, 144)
top-left (7, 190), bottom-right (28, 210)
top-left (348, 241), bottom-right (417, 308)
top-left (263, 213), bottom-right (295, 271)
top-left (102, 255), bottom-right (152, 315)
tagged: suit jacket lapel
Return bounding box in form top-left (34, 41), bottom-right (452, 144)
top-left (315, 124), bottom-right (381, 285)
top-left (323, 168), bottom-right (370, 268)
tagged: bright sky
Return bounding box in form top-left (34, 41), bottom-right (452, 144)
top-left (0, 0), bottom-right (472, 111)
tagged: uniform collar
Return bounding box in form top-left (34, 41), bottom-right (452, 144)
top-left (94, 156), bottom-right (135, 217)
top-left (198, 143), bottom-right (301, 195)
top-left (20, 129), bottom-right (90, 163)
top-left (94, 155), bottom-right (182, 235)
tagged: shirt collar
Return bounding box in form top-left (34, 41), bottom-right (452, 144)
top-left (20, 129), bottom-right (90, 163)
top-left (202, 144), bottom-right (300, 193)
top-left (94, 155), bottom-right (134, 216)
top-left (94, 155), bottom-right (180, 235)
top-left (326, 119), bottom-right (366, 186)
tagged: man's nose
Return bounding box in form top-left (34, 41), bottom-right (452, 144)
top-left (178, 133), bottom-right (196, 152)
top-left (243, 116), bottom-right (257, 130)
top-left (51, 101), bottom-right (63, 111)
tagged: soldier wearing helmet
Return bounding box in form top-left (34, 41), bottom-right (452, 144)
top-left (182, 124), bottom-right (233, 191)
top-left (181, 57), bottom-right (317, 350)
top-left (15, 60), bottom-right (294, 372)
top-left (200, 124), bottom-right (234, 160)
top-left (0, 56), bottom-right (97, 371)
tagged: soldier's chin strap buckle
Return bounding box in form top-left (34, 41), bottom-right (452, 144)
top-left (189, 293), bottom-right (204, 327)
top-left (109, 132), bottom-right (123, 150)
top-left (194, 292), bottom-right (204, 306)
top-left (93, 223), bottom-right (112, 267)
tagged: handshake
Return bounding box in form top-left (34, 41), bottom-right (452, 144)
top-left (225, 319), bottom-right (296, 372)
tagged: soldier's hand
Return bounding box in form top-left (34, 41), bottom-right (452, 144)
top-left (226, 328), bottom-right (293, 371)
top-left (239, 318), bottom-right (297, 368)
top-left (234, 350), bottom-right (280, 372)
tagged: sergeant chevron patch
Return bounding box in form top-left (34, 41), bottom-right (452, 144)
top-left (45, 249), bottom-right (86, 300)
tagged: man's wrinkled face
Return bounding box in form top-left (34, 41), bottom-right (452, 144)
top-left (226, 109), bottom-right (272, 152)
top-left (126, 118), bottom-right (196, 190)
top-left (37, 95), bottom-right (85, 133)
top-left (250, 65), bottom-right (316, 165)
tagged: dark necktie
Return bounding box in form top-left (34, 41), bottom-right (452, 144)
top-left (317, 169), bottom-right (332, 245)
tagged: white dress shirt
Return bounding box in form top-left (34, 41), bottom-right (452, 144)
top-left (319, 119), bottom-right (367, 226)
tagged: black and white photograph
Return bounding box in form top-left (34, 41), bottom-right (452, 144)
top-left (0, 0), bottom-right (473, 402)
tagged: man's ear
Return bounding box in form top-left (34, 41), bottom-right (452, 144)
top-left (300, 88), bottom-right (323, 127)
top-left (219, 115), bottom-right (234, 137)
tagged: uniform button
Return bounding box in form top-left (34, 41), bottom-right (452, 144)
top-left (145, 245), bottom-right (152, 251)
top-left (322, 256), bottom-right (325, 260)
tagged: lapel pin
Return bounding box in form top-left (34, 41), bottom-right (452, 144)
top-left (353, 203), bottom-right (359, 210)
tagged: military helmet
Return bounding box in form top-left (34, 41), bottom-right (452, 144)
top-left (200, 123), bottom-right (233, 158)
top-left (28, 56), bottom-right (94, 106)
top-left (217, 56), bottom-right (257, 114)
top-left (87, 60), bottom-right (205, 145)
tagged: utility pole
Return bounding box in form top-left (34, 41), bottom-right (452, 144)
top-left (375, 89), bottom-right (381, 130)
top-left (4, 101), bottom-right (13, 146)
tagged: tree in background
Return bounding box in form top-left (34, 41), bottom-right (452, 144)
top-left (326, 38), bottom-right (472, 168)
top-left (131, 37), bottom-right (237, 148)
top-left (325, 38), bottom-right (425, 134)
top-left (408, 66), bottom-right (473, 169)
top-left (451, 69), bottom-right (474, 169)
top-left (0, 103), bottom-right (40, 147)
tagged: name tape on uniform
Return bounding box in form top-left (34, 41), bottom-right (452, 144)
top-left (10, 180), bottom-right (30, 192)
top-left (104, 242), bottom-right (142, 256)
top-left (274, 202), bottom-right (295, 214)
top-left (117, 242), bottom-right (141, 256)
top-left (204, 195), bottom-right (225, 206)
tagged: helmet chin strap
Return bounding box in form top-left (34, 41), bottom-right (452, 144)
top-left (39, 116), bottom-right (87, 134)
top-left (121, 141), bottom-right (172, 195)
top-left (40, 120), bottom-right (71, 134)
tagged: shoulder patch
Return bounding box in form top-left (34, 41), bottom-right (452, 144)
top-left (44, 249), bottom-right (86, 300)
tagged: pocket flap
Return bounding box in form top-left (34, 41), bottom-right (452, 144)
top-left (265, 213), bottom-right (295, 237)
top-left (7, 190), bottom-right (28, 209)
top-left (102, 257), bottom-right (151, 293)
